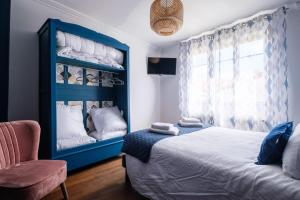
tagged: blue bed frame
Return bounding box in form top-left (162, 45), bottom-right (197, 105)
top-left (38, 19), bottom-right (130, 171)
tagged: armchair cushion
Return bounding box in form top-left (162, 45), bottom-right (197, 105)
top-left (0, 121), bottom-right (40, 169)
top-left (0, 160), bottom-right (66, 200)
top-left (11, 121), bottom-right (40, 162)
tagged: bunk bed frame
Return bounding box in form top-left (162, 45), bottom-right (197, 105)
top-left (38, 19), bottom-right (130, 171)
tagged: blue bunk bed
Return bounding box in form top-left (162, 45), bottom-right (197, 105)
top-left (38, 19), bottom-right (130, 171)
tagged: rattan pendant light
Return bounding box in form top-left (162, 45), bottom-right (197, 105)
top-left (150, 0), bottom-right (183, 36)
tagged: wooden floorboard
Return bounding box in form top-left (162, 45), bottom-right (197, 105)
top-left (43, 157), bottom-right (147, 200)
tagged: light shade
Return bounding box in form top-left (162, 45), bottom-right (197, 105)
top-left (150, 0), bottom-right (183, 36)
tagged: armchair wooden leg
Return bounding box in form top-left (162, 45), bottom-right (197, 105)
top-left (60, 182), bottom-right (69, 200)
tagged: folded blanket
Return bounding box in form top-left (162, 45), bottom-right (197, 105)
top-left (182, 117), bottom-right (201, 123)
top-left (57, 46), bottom-right (72, 57)
top-left (150, 126), bottom-right (179, 136)
top-left (151, 122), bottom-right (174, 131)
top-left (179, 120), bottom-right (203, 127)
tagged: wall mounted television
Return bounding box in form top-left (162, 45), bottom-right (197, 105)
top-left (147, 57), bottom-right (176, 75)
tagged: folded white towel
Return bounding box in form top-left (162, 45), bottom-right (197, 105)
top-left (150, 126), bottom-right (179, 136)
top-left (179, 120), bottom-right (203, 127)
top-left (151, 122), bottom-right (174, 131)
top-left (182, 117), bottom-right (201, 123)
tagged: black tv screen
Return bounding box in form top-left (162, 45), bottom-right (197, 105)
top-left (148, 57), bottom-right (176, 75)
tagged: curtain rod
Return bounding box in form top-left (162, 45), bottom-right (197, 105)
top-left (181, 1), bottom-right (300, 43)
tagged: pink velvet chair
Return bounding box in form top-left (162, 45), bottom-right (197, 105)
top-left (0, 120), bottom-right (69, 200)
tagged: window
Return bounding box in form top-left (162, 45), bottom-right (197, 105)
top-left (189, 52), bottom-right (208, 116)
top-left (188, 37), bottom-right (267, 129)
top-left (235, 39), bottom-right (266, 121)
top-left (180, 10), bottom-right (288, 131)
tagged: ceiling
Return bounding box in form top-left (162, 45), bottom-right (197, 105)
top-left (54, 0), bottom-right (292, 47)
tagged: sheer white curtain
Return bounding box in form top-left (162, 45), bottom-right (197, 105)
top-left (179, 9), bottom-right (288, 131)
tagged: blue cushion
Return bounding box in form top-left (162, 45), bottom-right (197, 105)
top-left (256, 122), bottom-right (293, 165)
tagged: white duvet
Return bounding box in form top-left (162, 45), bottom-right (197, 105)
top-left (126, 127), bottom-right (300, 200)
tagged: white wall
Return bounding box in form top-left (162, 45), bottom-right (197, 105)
top-left (9, 0), bottom-right (161, 131)
top-left (160, 9), bottom-right (300, 124)
top-left (160, 44), bottom-right (181, 123)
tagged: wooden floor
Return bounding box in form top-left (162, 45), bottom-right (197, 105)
top-left (43, 157), bottom-right (147, 200)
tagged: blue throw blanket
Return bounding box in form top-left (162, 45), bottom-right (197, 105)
top-left (122, 124), bottom-right (208, 163)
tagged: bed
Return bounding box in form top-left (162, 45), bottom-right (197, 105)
top-left (125, 127), bottom-right (300, 200)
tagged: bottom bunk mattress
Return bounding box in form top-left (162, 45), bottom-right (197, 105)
top-left (57, 135), bottom-right (96, 151)
top-left (57, 130), bottom-right (127, 151)
top-left (126, 127), bottom-right (300, 200)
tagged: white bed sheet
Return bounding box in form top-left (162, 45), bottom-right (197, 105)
top-left (126, 127), bottom-right (300, 200)
top-left (57, 135), bottom-right (96, 151)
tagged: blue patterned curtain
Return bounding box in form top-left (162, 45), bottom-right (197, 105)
top-left (179, 9), bottom-right (288, 131)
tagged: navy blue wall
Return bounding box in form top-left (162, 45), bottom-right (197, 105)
top-left (0, 0), bottom-right (11, 122)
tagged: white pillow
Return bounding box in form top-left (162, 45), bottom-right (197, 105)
top-left (90, 106), bottom-right (127, 135)
top-left (56, 104), bottom-right (87, 140)
top-left (283, 123), bottom-right (300, 179)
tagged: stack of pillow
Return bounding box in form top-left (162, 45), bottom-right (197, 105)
top-left (256, 121), bottom-right (300, 180)
top-left (150, 122), bottom-right (179, 135)
top-left (56, 104), bottom-right (96, 150)
top-left (56, 104), bottom-right (127, 150)
top-left (283, 123), bottom-right (300, 179)
top-left (89, 106), bottom-right (127, 140)
top-left (179, 117), bottom-right (203, 127)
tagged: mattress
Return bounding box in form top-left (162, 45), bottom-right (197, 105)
top-left (57, 135), bottom-right (97, 151)
top-left (89, 130), bottom-right (127, 140)
top-left (126, 127), bottom-right (300, 200)
top-left (56, 30), bottom-right (124, 69)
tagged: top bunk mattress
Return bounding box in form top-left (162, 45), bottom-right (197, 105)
top-left (56, 30), bottom-right (124, 70)
top-left (126, 127), bottom-right (300, 200)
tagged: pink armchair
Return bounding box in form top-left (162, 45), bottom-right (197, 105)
top-left (0, 121), bottom-right (68, 200)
